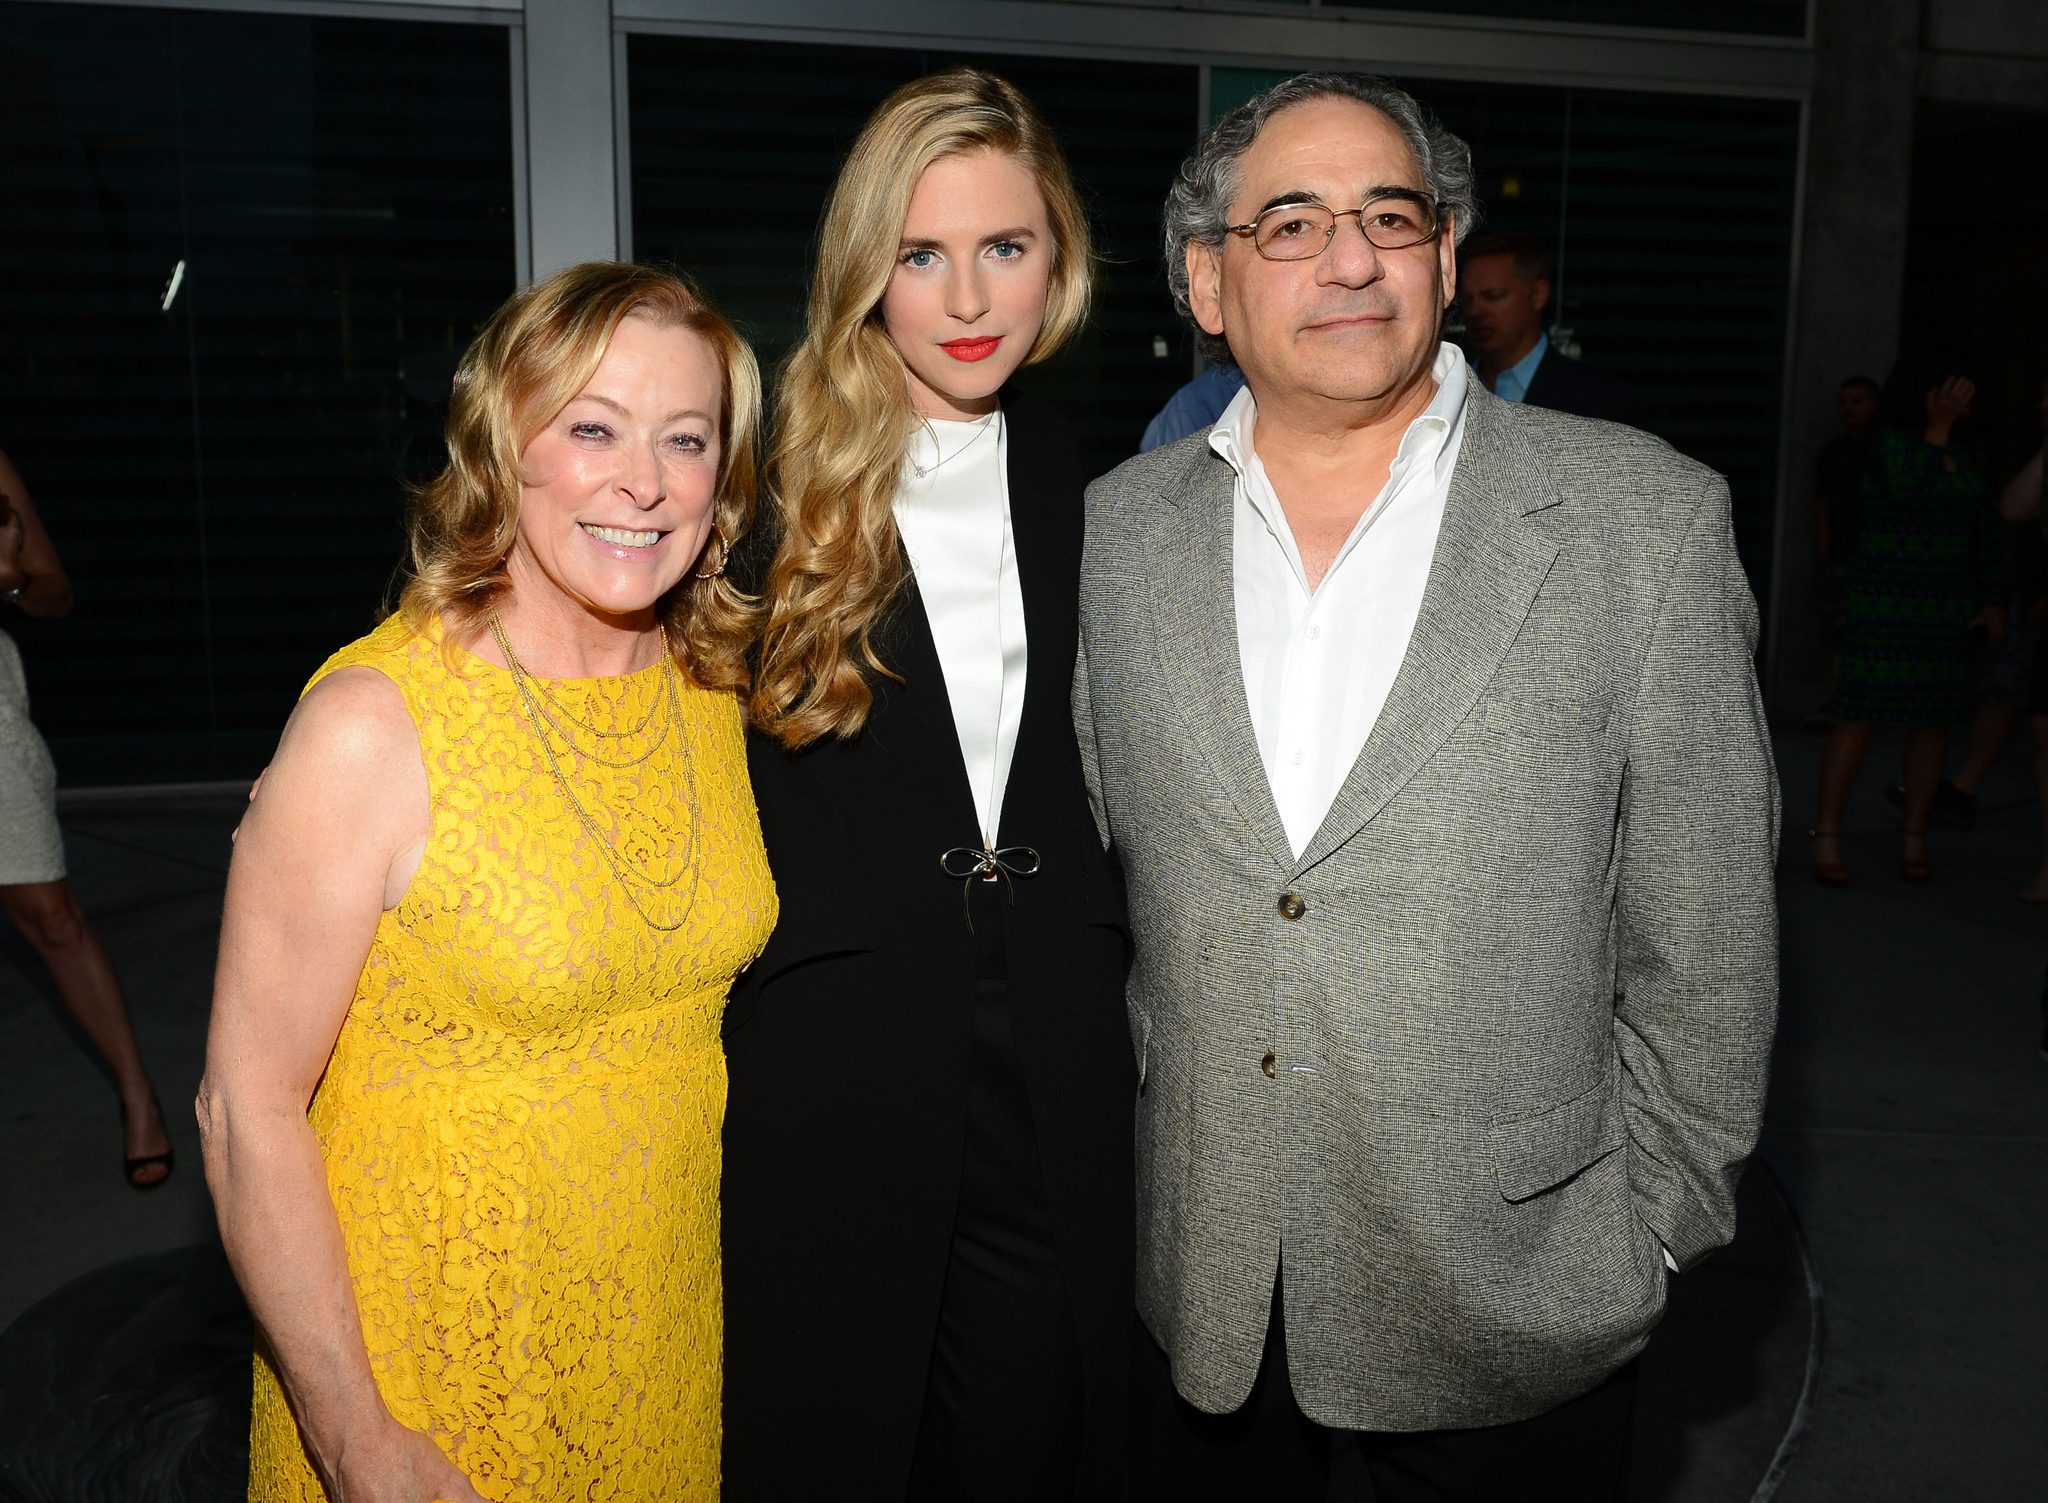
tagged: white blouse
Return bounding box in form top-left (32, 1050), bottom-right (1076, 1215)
top-left (892, 408), bottom-right (1028, 851)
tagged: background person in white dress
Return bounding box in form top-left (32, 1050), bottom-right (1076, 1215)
top-left (0, 445), bottom-right (173, 1188)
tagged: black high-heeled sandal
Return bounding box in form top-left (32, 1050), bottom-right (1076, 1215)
top-left (120, 1095), bottom-right (175, 1191)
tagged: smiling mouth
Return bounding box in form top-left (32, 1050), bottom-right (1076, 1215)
top-left (939, 336), bottom-right (1003, 362)
top-left (581, 522), bottom-right (664, 549)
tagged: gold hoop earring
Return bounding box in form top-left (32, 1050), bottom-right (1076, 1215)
top-left (693, 523), bottom-right (730, 580)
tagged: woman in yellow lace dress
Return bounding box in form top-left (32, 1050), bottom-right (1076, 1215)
top-left (197, 262), bottom-right (775, 1502)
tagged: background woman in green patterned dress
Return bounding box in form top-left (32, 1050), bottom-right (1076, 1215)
top-left (1812, 350), bottom-right (2003, 886)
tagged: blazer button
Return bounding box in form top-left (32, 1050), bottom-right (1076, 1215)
top-left (1261, 1051), bottom-right (1277, 1078)
top-left (1278, 892), bottom-right (1307, 921)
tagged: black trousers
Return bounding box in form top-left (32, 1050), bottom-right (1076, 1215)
top-left (1134, 1277), bottom-right (1637, 1503)
top-left (906, 888), bottom-right (1084, 1500)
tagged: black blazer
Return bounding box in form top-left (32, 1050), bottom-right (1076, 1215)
top-left (1522, 347), bottom-right (1650, 429)
top-left (722, 388), bottom-right (1133, 1501)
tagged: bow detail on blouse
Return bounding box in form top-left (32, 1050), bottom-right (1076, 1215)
top-left (938, 844), bottom-right (1043, 932)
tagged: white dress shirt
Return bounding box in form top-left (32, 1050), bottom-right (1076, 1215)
top-left (1214, 341), bottom-right (1470, 858)
top-left (893, 409), bottom-right (1027, 850)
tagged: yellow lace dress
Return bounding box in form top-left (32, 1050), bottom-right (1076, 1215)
top-left (247, 615), bottom-right (775, 1501)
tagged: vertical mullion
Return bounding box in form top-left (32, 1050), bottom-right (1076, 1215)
top-left (614, 27), bottom-right (633, 263)
top-left (523, 0), bottom-right (619, 276)
top-left (511, 22), bottom-right (532, 286)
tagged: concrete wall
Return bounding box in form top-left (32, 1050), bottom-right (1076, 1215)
top-left (1924, 0), bottom-right (2048, 60)
top-left (1768, 0), bottom-right (1922, 719)
top-left (1923, 0), bottom-right (2048, 109)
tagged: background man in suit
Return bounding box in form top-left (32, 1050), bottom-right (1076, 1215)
top-left (1075, 72), bottom-right (1779, 1501)
top-left (1459, 231), bottom-right (1648, 428)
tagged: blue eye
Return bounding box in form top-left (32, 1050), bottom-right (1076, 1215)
top-left (902, 249), bottom-right (938, 269)
top-left (667, 432), bottom-right (708, 455)
top-left (569, 422), bottom-right (611, 441)
top-left (989, 240), bottom-right (1025, 260)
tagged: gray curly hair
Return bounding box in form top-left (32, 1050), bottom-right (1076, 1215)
top-left (1164, 73), bottom-right (1479, 365)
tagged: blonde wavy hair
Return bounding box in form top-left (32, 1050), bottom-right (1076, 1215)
top-left (751, 69), bottom-right (1093, 748)
top-left (398, 261), bottom-right (762, 690)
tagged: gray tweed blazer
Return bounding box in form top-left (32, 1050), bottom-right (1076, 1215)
top-left (1073, 382), bottom-right (1780, 1432)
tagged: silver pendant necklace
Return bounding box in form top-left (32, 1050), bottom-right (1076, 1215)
top-left (908, 408), bottom-right (999, 480)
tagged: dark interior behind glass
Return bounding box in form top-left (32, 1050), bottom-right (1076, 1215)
top-left (0, 2), bottom-right (515, 784)
top-left (1319, 0), bottom-right (1804, 36)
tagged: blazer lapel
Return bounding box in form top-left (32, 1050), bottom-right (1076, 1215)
top-left (999, 395), bottom-right (1077, 844)
top-left (1295, 392), bottom-right (1561, 876)
top-left (870, 570), bottom-right (985, 854)
top-left (1150, 449), bottom-right (1295, 874)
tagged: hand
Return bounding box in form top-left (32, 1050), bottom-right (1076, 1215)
top-left (327, 1416), bottom-right (489, 1503)
top-left (0, 500), bottom-right (24, 592)
top-left (231, 766), bottom-right (270, 844)
top-left (1968, 604), bottom-right (2007, 644)
top-left (1924, 376), bottom-right (1976, 446)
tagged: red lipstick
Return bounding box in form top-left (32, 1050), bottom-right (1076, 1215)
top-left (939, 335), bottom-right (1003, 363)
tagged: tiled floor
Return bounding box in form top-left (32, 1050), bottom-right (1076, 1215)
top-left (1765, 727), bottom-right (2048, 1502)
top-left (0, 792), bottom-right (238, 1333)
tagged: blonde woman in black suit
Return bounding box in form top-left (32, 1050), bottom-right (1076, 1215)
top-left (726, 70), bottom-right (1132, 1501)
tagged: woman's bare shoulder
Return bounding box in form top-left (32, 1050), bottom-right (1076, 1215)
top-left (267, 665), bottom-right (426, 819)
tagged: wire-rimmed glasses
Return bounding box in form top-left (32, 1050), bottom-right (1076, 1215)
top-left (1227, 191), bottom-right (1445, 261)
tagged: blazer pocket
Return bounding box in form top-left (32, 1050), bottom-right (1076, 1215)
top-left (1483, 692), bottom-right (1610, 737)
top-left (1487, 1073), bottom-right (1625, 1203)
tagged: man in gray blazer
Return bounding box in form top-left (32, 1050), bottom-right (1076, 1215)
top-left (1074, 73), bottom-right (1779, 1501)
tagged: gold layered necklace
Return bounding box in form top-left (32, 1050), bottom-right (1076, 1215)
top-left (489, 612), bottom-right (702, 932)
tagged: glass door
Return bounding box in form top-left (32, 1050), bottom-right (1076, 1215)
top-left (0, 2), bottom-right (518, 783)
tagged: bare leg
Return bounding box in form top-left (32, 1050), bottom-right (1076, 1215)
top-left (1813, 719), bottom-right (1874, 880)
top-left (0, 879), bottom-right (170, 1181)
top-left (1900, 726), bottom-right (1947, 879)
top-left (1951, 700), bottom-right (2016, 796)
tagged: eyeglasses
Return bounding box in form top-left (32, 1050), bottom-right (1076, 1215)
top-left (1227, 192), bottom-right (1444, 261)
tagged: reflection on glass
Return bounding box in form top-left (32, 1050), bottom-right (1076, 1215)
top-left (0, 3), bottom-right (515, 783)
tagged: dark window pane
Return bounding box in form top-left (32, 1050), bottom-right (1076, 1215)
top-left (1212, 68), bottom-right (1799, 606)
top-left (1320, 0), bottom-right (1803, 36)
top-left (0, 2), bottom-right (515, 783)
top-left (628, 37), bottom-right (1200, 481)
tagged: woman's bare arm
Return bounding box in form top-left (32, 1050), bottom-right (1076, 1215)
top-left (197, 664), bottom-right (483, 1503)
top-left (0, 448), bottom-right (75, 617)
top-left (2001, 451), bottom-right (2043, 524)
